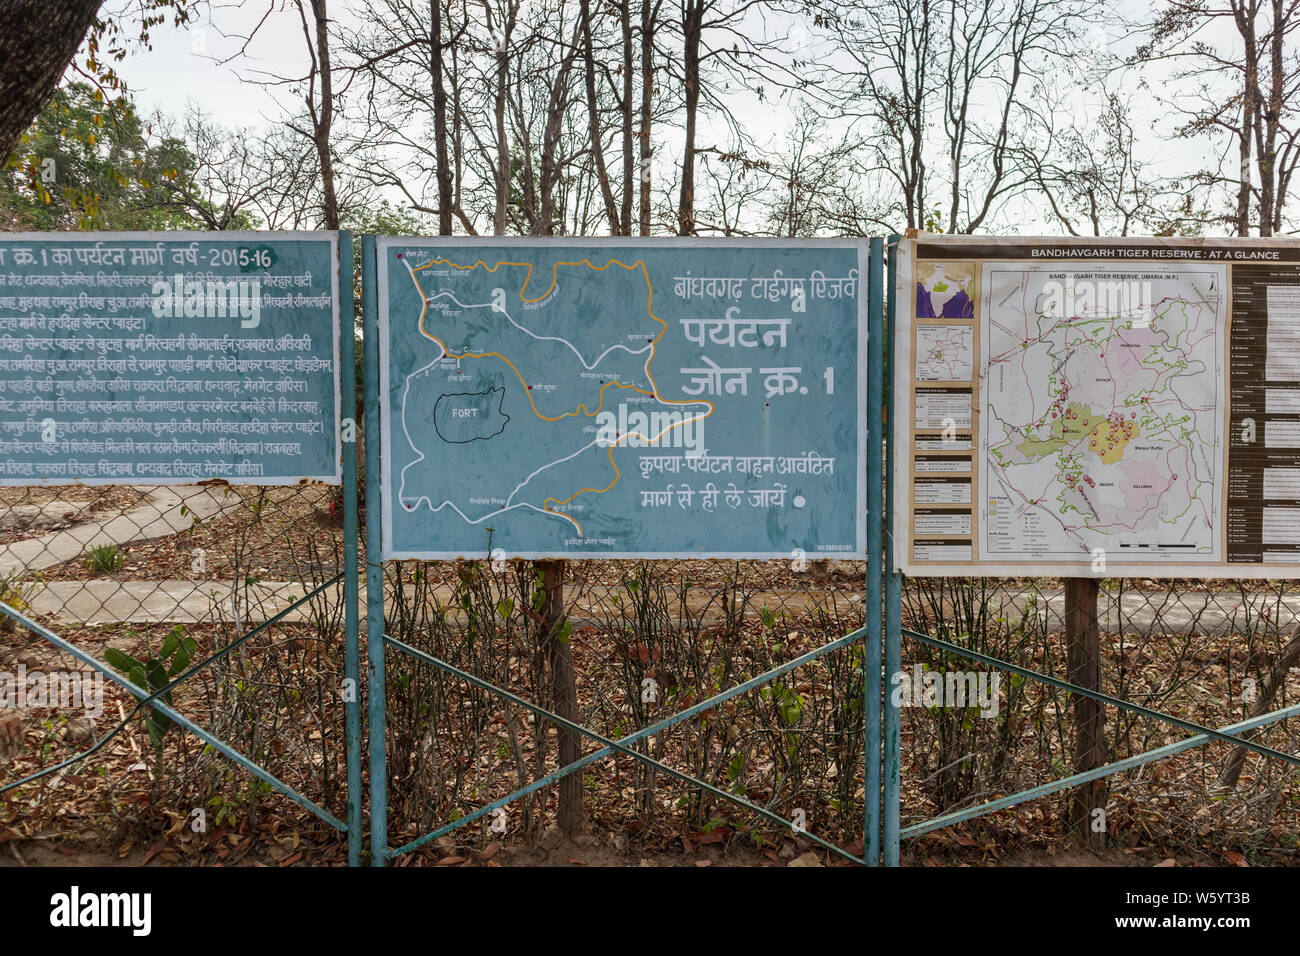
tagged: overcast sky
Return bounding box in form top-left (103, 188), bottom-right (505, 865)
top-left (104, 1), bottom-right (1240, 234)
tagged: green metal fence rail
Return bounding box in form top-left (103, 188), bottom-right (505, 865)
top-left (877, 233), bottom-right (1297, 865)
top-left (0, 577), bottom-right (348, 830)
top-left (360, 235), bottom-right (888, 866)
top-left (7, 229), bottom-right (1291, 869)
top-left (362, 234), bottom-right (389, 866)
top-left (864, 236), bottom-right (885, 866)
top-left (0, 231), bottom-right (364, 866)
top-left (883, 234), bottom-right (903, 867)
top-left (889, 625), bottom-right (1300, 854)
top-left (381, 630), bottom-right (870, 864)
top-left (340, 232), bottom-right (364, 867)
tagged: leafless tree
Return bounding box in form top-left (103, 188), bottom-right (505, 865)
top-left (823, 0), bottom-right (1103, 233)
top-left (210, 0), bottom-right (348, 228)
top-left (1136, 0), bottom-right (1300, 236)
top-left (341, 0), bottom-right (479, 234)
top-left (1016, 88), bottom-right (1198, 236)
top-left (149, 107), bottom-right (307, 229)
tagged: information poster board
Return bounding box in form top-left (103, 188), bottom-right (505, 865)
top-left (378, 237), bottom-right (866, 559)
top-left (0, 232), bottom-right (341, 485)
top-left (895, 234), bottom-right (1300, 578)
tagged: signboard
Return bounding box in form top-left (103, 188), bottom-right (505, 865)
top-left (0, 231), bottom-right (341, 485)
top-left (377, 237), bottom-right (866, 559)
top-left (895, 233), bottom-right (1300, 577)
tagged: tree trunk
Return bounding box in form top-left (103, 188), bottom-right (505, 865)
top-left (1236, 11), bottom-right (1258, 237)
top-left (639, 0), bottom-right (655, 236)
top-left (1066, 577), bottom-right (1107, 850)
top-left (538, 20), bottom-right (580, 235)
top-left (581, 0), bottom-right (620, 233)
top-left (0, 0), bottom-right (103, 160)
top-left (493, 8), bottom-right (512, 236)
top-left (308, 0), bottom-right (340, 229)
top-left (1260, 0), bottom-right (1285, 236)
top-left (619, 0), bottom-right (634, 235)
top-left (676, 0), bottom-right (702, 235)
top-left (539, 559), bottom-right (582, 835)
top-left (431, 0), bottom-right (453, 235)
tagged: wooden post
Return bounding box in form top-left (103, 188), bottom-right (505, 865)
top-left (1065, 577), bottom-right (1107, 850)
top-left (538, 559), bottom-right (582, 834)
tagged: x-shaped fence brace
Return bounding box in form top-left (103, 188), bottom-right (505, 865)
top-left (381, 624), bottom-right (1299, 865)
top-left (381, 628), bottom-right (871, 865)
top-left (899, 627), bottom-right (1300, 840)
top-left (0, 579), bottom-right (350, 833)
top-left (5, 229), bottom-right (1296, 870)
top-left (5, 593), bottom-right (1297, 865)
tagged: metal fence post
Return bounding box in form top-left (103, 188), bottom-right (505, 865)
top-left (883, 234), bottom-right (902, 867)
top-left (339, 232), bottom-right (362, 868)
top-left (361, 235), bottom-right (388, 865)
top-left (865, 237), bottom-right (885, 865)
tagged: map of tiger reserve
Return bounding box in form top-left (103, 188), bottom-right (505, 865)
top-left (979, 263), bottom-right (1225, 561)
top-left (915, 324), bottom-right (974, 381)
top-left (377, 238), bottom-right (867, 559)
top-left (886, 234), bottom-right (1300, 579)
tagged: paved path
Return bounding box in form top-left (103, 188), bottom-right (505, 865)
top-left (25, 580), bottom-right (866, 627)
top-left (27, 580), bottom-right (333, 626)
top-left (19, 579), bottom-right (1300, 636)
top-left (0, 486), bottom-right (243, 576)
top-left (990, 589), bottom-right (1300, 637)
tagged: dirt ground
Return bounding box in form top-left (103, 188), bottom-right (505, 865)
top-left (2, 486), bottom-right (1297, 870)
top-left (0, 828), bottom-right (1231, 868)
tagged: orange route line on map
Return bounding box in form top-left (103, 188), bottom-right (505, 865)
top-left (407, 255), bottom-right (714, 536)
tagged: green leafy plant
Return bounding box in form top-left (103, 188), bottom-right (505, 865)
top-left (104, 624), bottom-right (197, 759)
top-left (85, 543), bottom-right (126, 574)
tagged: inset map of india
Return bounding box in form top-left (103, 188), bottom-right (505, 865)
top-left (979, 264), bottom-right (1225, 562)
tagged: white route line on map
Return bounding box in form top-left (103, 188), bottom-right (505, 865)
top-left (426, 289), bottom-right (653, 370)
top-left (394, 257), bottom-right (710, 535)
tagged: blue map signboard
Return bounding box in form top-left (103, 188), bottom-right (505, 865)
top-left (377, 238), bottom-right (867, 559)
top-left (0, 231), bottom-right (341, 485)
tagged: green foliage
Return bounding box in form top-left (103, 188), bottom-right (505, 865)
top-left (85, 543), bottom-right (126, 574)
top-left (341, 198), bottom-right (430, 238)
top-left (104, 624), bottom-right (197, 755)
top-left (0, 82), bottom-right (208, 230)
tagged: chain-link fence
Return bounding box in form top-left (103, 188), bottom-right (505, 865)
top-left (376, 555), bottom-right (871, 862)
top-left (898, 575), bottom-right (1300, 863)
top-left (10, 492), bottom-right (1295, 865)
top-left (368, 561), bottom-right (1299, 865)
top-left (0, 481), bottom-right (353, 864)
top-left (5, 226), bottom-right (1294, 869)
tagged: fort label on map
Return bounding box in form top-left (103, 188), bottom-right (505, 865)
top-left (377, 238), bottom-right (867, 559)
top-left (895, 235), bottom-right (1300, 577)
